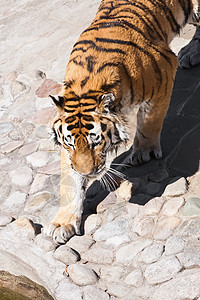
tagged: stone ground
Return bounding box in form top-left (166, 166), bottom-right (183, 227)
top-left (1, 1), bottom-right (200, 299)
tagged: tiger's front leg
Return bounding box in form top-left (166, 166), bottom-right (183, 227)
top-left (43, 147), bottom-right (87, 244)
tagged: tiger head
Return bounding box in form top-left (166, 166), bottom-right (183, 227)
top-left (50, 92), bottom-right (129, 178)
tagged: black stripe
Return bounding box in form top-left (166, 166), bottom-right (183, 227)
top-left (81, 95), bottom-right (97, 100)
top-left (101, 80), bottom-right (120, 92)
top-left (81, 76), bottom-right (89, 88)
top-left (97, 1), bottom-right (166, 40)
top-left (83, 22), bottom-right (127, 34)
top-left (138, 129), bottom-right (147, 139)
top-left (177, 0), bottom-right (191, 23)
top-left (122, 63), bottom-right (134, 103)
top-left (81, 102), bottom-right (96, 107)
top-left (96, 37), bottom-right (162, 88)
top-left (148, 0), bottom-right (180, 33)
top-left (150, 44), bottom-right (173, 67)
top-left (64, 80), bottom-right (74, 89)
top-left (83, 115), bottom-right (94, 122)
top-left (66, 97), bottom-right (79, 102)
top-left (70, 57), bottom-right (84, 67)
top-left (101, 123), bottom-right (107, 132)
top-left (65, 116), bottom-right (77, 123)
top-left (65, 104), bottom-right (79, 108)
top-left (71, 39), bottom-right (126, 55)
top-left (81, 123), bottom-right (94, 130)
top-left (97, 62), bottom-right (119, 73)
top-left (67, 123), bottom-right (79, 131)
top-left (53, 119), bottom-right (61, 125)
top-left (64, 109), bottom-right (76, 113)
top-left (86, 56), bottom-right (96, 72)
top-left (59, 125), bottom-right (62, 134)
top-left (83, 107), bottom-right (96, 112)
top-left (74, 40), bottom-right (96, 48)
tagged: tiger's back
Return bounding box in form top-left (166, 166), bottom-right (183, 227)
top-left (64, 0), bottom-right (194, 107)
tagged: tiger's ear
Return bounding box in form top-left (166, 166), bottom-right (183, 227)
top-left (99, 93), bottom-right (115, 112)
top-left (49, 95), bottom-right (64, 109)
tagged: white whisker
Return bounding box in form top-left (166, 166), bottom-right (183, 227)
top-left (105, 171), bottom-right (118, 191)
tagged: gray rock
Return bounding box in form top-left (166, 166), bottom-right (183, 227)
top-left (0, 122), bottom-right (14, 137)
top-left (131, 216), bottom-right (154, 237)
top-left (9, 166), bottom-right (33, 187)
top-left (178, 217), bottom-right (200, 237)
top-left (162, 197), bottom-right (185, 216)
top-left (142, 197), bottom-right (165, 215)
top-left (124, 269), bottom-right (144, 287)
top-left (25, 191), bottom-right (52, 213)
top-left (1, 140), bottom-right (24, 153)
top-left (8, 217), bottom-right (37, 240)
top-left (126, 202), bottom-right (140, 218)
top-left (0, 184), bottom-right (11, 202)
top-left (18, 142), bottom-right (39, 157)
top-left (114, 180), bottom-right (132, 201)
top-left (83, 286), bottom-right (109, 300)
top-left (182, 197), bottom-right (200, 216)
top-left (67, 264), bottom-right (98, 286)
top-left (26, 151), bottom-right (49, 168)
top-left (29, 174), bottom-right (49, 194)
top-left (144, 255), bottom-right (182, 285)
top-left (66, 235), bottom-right (95, 254)
top-left (97, 192), bottom-right (117, 213)
top-left (4, 191), bottom-right (27, 214)
top-left (177, 237), bottom-right (200, 268)
top-left (165, 235), bottom-right (186, 255)
top-left (34, 234), bottom-right (57, 252)
top-left (93, 218), bottom-right (128, 242)
top-left (82, 244), bottom-right (114, 264)
top-left (163, 177), bottom-right (187, 197)
top-left (120, 284), bottom-right (156, 300)
top-left (102, 202), bottom-right (127, 223)
top-left (35, 125), bottom-right (51, 139)
top-left (20, 122), bottom-right (35, 136)
top-left (106, 283), bottom-right (132, 298)
top-left (53, 245), bottom-right (80, 265)
top-left (9, 126), bottom-right (24, 140)
top-left (0, 157), bottom-right (11, 168)
top-left (84, 214), bottom-right (102, 235)
top-left (10, 80), bottom-right (27, 97)
top-left (153, 216), bottom-right (181, 240)
top-left (116, 239), bottom-right (152, 265)
top-left (152, 269), bottom-right (200, 300)
top-left (139, 242), bottom-right (164, 264)
top-left (0, 214), bottom-right (13, 227)
top-left (105, 234), bottom-right (130, 247)
top-left (100, 266), bottom-right (125, 283)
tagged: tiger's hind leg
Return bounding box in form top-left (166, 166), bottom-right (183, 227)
top-left (124, 60), bottom-right (177, 166)
top-left (178, 26), bottom-right (200, 68)
top-left (125, 98), bottom-right (168, 165)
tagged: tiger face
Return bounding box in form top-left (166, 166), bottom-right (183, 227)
top-left (51, 93), bottom-right (128, 178)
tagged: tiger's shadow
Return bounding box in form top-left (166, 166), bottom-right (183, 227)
top-left (83, 64), bottom-right (200, 221)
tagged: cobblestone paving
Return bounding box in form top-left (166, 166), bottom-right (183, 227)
top-left (0, 1), bottom-right (200, 299)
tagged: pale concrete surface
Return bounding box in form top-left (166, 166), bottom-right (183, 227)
top-left (0, 1), bottom-right (200, 300)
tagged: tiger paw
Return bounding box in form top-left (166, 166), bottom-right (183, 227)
top-left (43, 222), bottom-right (78, 244)
top-left (123, 147), bottom-right (162, 166)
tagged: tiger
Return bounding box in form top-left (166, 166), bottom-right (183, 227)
top-left (44, 0), bottom-right (200, 244)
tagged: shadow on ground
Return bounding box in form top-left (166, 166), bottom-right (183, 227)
top-left (83, 65), bottom-right (200, 224)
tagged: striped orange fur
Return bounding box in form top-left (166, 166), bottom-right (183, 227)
top-left (45, 0), bottom-right (200, 243)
